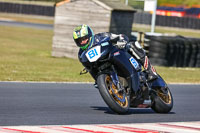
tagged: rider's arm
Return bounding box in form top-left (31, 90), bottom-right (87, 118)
top-left (109, 33), bottom-right (129, 49)
top-left (96, 32), bottom-right (129, 49)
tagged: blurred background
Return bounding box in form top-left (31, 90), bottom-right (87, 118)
top-left (0, 0), bottom-right (199, 83)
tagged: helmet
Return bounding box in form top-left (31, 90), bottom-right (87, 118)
top-left (73, 24), bottom-right (94, 50)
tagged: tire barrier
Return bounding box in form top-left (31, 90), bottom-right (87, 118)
top-left (0, 2), bottom-right (55, 16)
top-left (144, 35), bottom-right (200, 67)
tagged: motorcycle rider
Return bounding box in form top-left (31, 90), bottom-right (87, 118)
top-left (73, 24), bottom-right (158, 82)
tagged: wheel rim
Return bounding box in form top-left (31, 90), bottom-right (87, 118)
top-left (105, 75), bottom-right (128, 108)
top-left (157, 88), bottom-right (172, 104)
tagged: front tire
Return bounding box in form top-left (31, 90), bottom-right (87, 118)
top-left (97, 74), bottom-right (130, 114)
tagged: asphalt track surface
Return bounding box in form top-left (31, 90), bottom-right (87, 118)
top-left (0, 82), bottom-right (199, 126)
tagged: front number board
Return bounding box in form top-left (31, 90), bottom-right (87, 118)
top-left (86, 46), bottom-right (101, 62)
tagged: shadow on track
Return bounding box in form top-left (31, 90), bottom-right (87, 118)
top-left (90, 106), bottom-right (167, 115)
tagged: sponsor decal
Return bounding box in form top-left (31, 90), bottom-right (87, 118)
top-left (101, 42), bottom-right (109, 46)
top-left (114, 51), bottom-right (120, 56)
top-left (129, 57), bottom-right (139, 69)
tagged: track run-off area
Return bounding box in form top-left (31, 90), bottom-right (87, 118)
top-left (0, 82), bottom-right (200, 132)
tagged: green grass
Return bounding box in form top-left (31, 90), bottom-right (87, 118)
top-left (157, 0), bottom-right (200, 7)
top-left (0, 25), bottom-right (200, 83)
top-left (157, 67), bottom-right (200, 83)
top-left (0, 26), bottom-right (93, 82)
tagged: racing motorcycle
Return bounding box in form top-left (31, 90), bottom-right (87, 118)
top-left (79, 37), bottom-right (173, 114)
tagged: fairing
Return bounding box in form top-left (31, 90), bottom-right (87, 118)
top-left (79, 37), bottom-right (140, 93)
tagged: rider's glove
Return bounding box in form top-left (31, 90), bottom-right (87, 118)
top-left (115, 40), bottom-right (127, 49)
top-left (113, 34), bottom-right (128, 49)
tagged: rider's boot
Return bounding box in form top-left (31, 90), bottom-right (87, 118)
top-left (126, 41), bottom-right (158, 82)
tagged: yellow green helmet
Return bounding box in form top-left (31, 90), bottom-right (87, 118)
top-left (73, 24), bottom-right (94, 50)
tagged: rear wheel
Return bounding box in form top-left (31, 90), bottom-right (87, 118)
top-left (97, 74), bottom-right (130, 114)
top-left (151, 84), bottom-right (173, 113)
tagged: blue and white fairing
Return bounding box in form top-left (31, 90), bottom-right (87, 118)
top-left (79, 37), bottom-right (141, 93)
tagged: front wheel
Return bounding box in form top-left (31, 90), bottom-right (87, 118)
top-left (97, 74), bottom-right (130, 114)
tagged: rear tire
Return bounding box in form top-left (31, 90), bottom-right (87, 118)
top-left (97, 74), bottom-right (130, 114)
top-left (151, 84), bottom-right (173, 113)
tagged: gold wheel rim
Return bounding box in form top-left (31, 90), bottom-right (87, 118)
top-left (157, 88), bottom-right (172, 104)
top-left (105, 76), bottom-right (128, 108)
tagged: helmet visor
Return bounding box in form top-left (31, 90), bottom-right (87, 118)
top-left (75, 35), bottom-right (89, 47)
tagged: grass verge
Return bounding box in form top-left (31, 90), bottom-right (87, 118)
top-left (0, 25), bottom-right (199, 83)
top-left (0, 26), bottom-right (92, 82)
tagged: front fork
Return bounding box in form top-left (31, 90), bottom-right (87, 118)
top-left (110, 66), bottom-right (126, 94)
top-left (109, 67), bottom-right (128, 103)
top-left (110, 66), bottom-right (120, 88)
